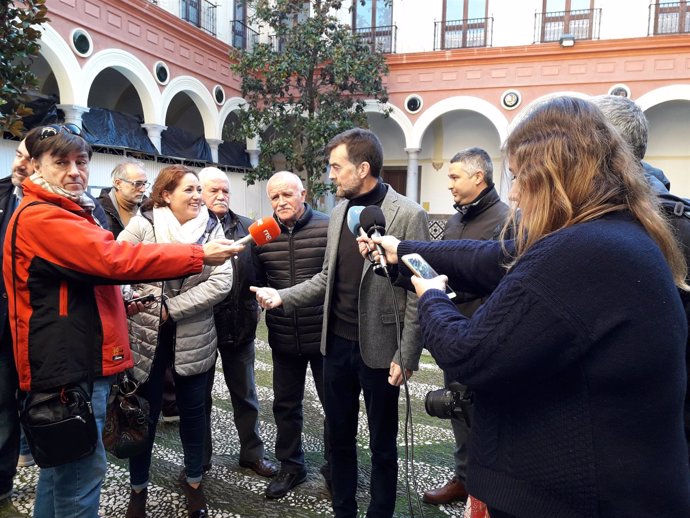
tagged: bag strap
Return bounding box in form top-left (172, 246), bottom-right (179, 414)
top-left (11, 201), bottom-right (94, 397)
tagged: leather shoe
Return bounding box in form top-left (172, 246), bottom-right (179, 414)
top-left (422, 476), bottom-right (468, 505)
top-left (239, 458), bottom-right (278, 478)
top-left (265, 469), bottom-right (307, 499)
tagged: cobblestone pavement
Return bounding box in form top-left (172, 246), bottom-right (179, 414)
top-left (2, 321), bottom-right (465, 518)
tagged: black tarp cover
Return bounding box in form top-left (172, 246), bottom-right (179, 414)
top-left (218, 140), bottom-right (251, 169)
top-left (161, 126), bottom-right (212, 162)
top-left (81, 107), bottom-right (158, 154)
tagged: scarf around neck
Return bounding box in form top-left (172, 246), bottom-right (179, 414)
top-left (30, 172), bottom-right (95, 212)
top-left (152, 205), bottom-right (209, 244)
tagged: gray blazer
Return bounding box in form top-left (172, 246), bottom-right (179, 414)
top-left (279, 186), bottom-right (430, 370)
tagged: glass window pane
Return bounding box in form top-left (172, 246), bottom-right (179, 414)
top-left (547, 0), bottom-right (566, 11)
top-left (570, 0), bottom-right (590, 10)
top-left (446, 0), bottom-right (464, 20)
top-left (467, 0), bottom-right (486, 19)
top-left (376, 2), bottom-right (392, 26)
top-left (356, 0), bottom-right (372, 28)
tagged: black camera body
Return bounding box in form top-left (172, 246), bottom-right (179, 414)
top-left (424, 381), bottom-right (473, 427)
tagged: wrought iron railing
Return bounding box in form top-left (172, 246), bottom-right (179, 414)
top-left (649, 1), bottom-right (690, 34)
top-left (534, 8), bottom-right (601, 43)
top-left (180, 0), bottom-right (217, 36)
top-left (434, 16), bottom-right (493, 50)
top-left (353, 24), bottom-right (397, 54)
top-left (231, 19), bottom-right (259, 50)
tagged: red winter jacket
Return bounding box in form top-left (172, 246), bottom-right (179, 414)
top-left (3, 179), bottom-right (205, 391)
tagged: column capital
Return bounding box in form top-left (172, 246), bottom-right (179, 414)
top-left (405, 147), bottom-right (422, 155)
top-left (56, 104), bottom-right (90, 127)
top-left (141, 124), bottom-right (167, 154)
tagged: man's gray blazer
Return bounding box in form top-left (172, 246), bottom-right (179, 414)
top-left (279, 186), bottom-right (430, 371)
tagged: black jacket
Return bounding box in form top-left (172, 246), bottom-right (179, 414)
top-left (212, 210), bottom-right (261, 349)
top-left (0, 176), bottom-right (15, 340)
top-left (97, 187), bottom-right (126, 238)
top-left (255, 204), bottom-right (328, 356)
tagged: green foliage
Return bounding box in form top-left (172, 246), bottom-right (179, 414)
top-left (0, 0), bottom-right (49, 137)
top-left (229, 0), bottom-right (390, 206)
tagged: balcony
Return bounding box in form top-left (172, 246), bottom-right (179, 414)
top-left (232, 19), bottom-right (259, 50)
top-left (180, 0), bottom-right (217, 36)
top-left (434, 17), bottom-right (493, 50)
top-left (650, 1), bottom-right (690, 34)
top-left (534, 8), bottom-right (602, 43)
top-left (353, 25), bottom-right (397, 54)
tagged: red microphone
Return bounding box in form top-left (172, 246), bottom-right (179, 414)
top-left (234, 217), bottom-right (281, 246)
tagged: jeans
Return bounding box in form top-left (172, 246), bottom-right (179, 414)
top-left (33, 376), bottom-right (113, 518)
top-left (324, 334), bottom-right (399, 518)
top-left (0, 327), bottom-right (19, 498)
top-left (204, 340), bottom-right (264, 467)
top-left (129, 330), bottom-right (209, 488)
top-left (272, 349), bottom-right (329, 472)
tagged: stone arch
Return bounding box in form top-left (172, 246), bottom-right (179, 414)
top-left (635, 85), bottom-right (690, 111)
top-left (161, 76), bottom-right (219, 139)
top-left (363, 100), bottom-right (414, 147)
top-left (36, 25), bottom-right (82, 104)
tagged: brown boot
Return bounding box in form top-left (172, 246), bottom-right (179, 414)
top-left (178, 470), bottom-right (208, 517)
top-left (422, 476), bottom-right (468, 505)
top-left (125, 488), bottom-right (147, 518)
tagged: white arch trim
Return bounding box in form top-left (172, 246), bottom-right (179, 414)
top-left (81, 49), bottom-right (162, 124)
top-left (162, 76), bottom-right (219, 140)
top-left (363, 100), bottom-right (414, 147)
top-left (635, 85), bottom-right (690, 111)
top-left (37, 25), bottom-right (81, 105)
top-left (217, 96), bottom-right (248, 137)
top-left (412, 96), bottom-right (509, 150)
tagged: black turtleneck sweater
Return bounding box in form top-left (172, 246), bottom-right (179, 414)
top-left (330, 180), bottom-right (388, 341)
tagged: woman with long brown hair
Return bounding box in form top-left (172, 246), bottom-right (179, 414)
top-left (364, 96), bottom-right (690, 517)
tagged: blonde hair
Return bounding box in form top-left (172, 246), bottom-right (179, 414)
top-left (502, 96), bottom-right (687, 288)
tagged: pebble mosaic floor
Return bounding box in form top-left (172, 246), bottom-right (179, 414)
top-left (1, 323), bottom-right (466, 518)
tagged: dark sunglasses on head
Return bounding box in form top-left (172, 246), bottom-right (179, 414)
top-left (39, 123), bottom-right (83, 141)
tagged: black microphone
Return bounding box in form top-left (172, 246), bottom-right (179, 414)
top-left (359, 205), bottom-right (387, 268)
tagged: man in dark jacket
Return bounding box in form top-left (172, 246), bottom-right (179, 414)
top-left (255, 171), bottom-right (330, 499)
top-left (97, 158), bottom-right (148, 238)
top-left (422, 147), bottom-right (509, 506)
top-left (198, 167), bottom-right (277, 478)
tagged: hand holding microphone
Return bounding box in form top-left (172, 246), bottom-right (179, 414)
top-left (359, 206), bottom-right (388, 267)
top-left (202, 217), bottom-right (281, 265)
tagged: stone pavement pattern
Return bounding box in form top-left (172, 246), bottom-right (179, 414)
top-left (1, 332), bottom-right (465, 518)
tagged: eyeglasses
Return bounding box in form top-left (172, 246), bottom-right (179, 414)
top-left (119, 178), bottom-right (150, 190)
top-left (38, 123), bottom-right (83, 141)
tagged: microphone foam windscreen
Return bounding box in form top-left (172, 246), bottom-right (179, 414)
top-left (346, 205), bottom-right (365, 236)
top-left (249, 217), bottom-right (281, 246)
top-left (359, 205), bottom-right (386, 235)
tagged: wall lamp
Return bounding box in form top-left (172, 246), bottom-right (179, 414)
top-left (559, 34), bottom-right (576, 47)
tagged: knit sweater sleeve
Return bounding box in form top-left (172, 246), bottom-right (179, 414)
top-left (419, 272), bottom-right (587, 391)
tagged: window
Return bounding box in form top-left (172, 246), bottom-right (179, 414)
top-left (440, 0), bottom-right (489, 49)
top-left (653, 1), bottom-right (690, 35)
top-left (353, 0), bottom-right (395, 53)
top-left (538, 0), bottom-right (597, 42)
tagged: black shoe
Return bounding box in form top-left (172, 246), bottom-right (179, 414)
top-left (125, 488), bottom-right (147, 518)
top-left (178, 470), bottom-right (208, 517)
top-left (239, 457), bottom-right (278, 477)
top-left (265, 469), bottom-right (308, 499)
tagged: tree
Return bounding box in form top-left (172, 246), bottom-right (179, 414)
top-left (0, 0), bottom-right (49, 137)
top-left (229, 0), bottom-right (390, 205)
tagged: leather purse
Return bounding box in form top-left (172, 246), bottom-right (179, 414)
top-left (102, 373), bottom-right (151, 459)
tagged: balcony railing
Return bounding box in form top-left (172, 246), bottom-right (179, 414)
top-left (353, 25), bottom-right (397, 54)
top-left (434, 17), bottom-right (493, 50)
top-left (180, 0), bottom-right (217, 36)
top-left (649, 1), bottom-right (690, 34)
top-left (534, 8), bottom-right (601, 43)
top-left (231, 19), bottom-right (259, 50)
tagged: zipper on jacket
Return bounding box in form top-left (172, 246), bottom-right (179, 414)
top-left (59, 281), bottom-right (68, 317)
top-left (287, 228), bottom-right (303, 356)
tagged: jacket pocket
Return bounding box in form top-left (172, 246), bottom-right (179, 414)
top-left (381, 313), bottom-right (397, 325)
top-left (59, 282), bottom-right (68, 317)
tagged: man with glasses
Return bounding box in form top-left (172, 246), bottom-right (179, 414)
top-left (98, 158), bottom-right (149, 238)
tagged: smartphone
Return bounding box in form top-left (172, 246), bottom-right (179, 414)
top-left (126, 293), bottom-right (156, 306)
top-left (401, 253), bottom-right (456, 299)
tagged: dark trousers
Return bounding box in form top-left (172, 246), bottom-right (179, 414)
top-left (444, 370), bottom-right (469, 480)
top-left (272, 349), bottom-right (329, 472)
top-left (488, 508), bottom-right (518, 518)
top-left (324, 333), bottom-right (399, 518)
top-left (204, 340), bottom-right (265, 466)
top-left (0, 325), bottom-right (19, 496)
top-left (129, 325), bottom-right (209, 486)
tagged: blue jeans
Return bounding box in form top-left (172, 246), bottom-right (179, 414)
top-left (129, 330), bottom-right (208, 488)
top-left (0, 327), bottom-right (19, 498)
top-left (324, 334), bottom-right (399, 518)
top-left (33, 376), bottom-right (113, 518)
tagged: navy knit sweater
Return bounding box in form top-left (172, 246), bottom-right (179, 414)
top-left (398, 212), bottom-right (690, 517)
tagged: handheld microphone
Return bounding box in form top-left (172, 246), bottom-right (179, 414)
top-left (359, 205), bottom-right (387, 267)
top-left (346, 205), bottom-right (366, 237)
top-left (234, 217), bottom-right (281, 246)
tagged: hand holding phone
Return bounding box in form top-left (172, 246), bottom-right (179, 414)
top-left (401, 253), bottom-right (456, 299)
top-left (125, 293), bottom-right (156, 306)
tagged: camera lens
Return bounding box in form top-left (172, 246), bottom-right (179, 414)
top-left (424, 388), bottom-right (455, 419)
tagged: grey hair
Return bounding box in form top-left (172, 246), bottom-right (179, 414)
top-left (111, 158), bottom-right (146, 181)
top-left (590, 95), bottom-right (648, 160)
top-left (266, 171), bottom-right (305, 195)
top-left (450, 147), bottom-right (494, 185)
top-left (198, 166), bottom-right (230, 186)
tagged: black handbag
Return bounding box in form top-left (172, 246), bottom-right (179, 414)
top-left (20, 384), bottom-right (98, 468)
top-left (102, 373), bottom-right (151, 459)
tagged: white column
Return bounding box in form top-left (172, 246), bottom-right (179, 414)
top-left (246, 136), bottom-right (260, 168)
top-left (57, 104), bottom-right (89, 128)
top-left (141, 124), bottom-right (167, 154)
top-left (405, 147), bottom-right (421, 203)
top-left (207, 138), bottom-right (223, 164)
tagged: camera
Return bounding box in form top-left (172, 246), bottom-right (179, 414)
top-left (424, 381), bottom-right (473, 427)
